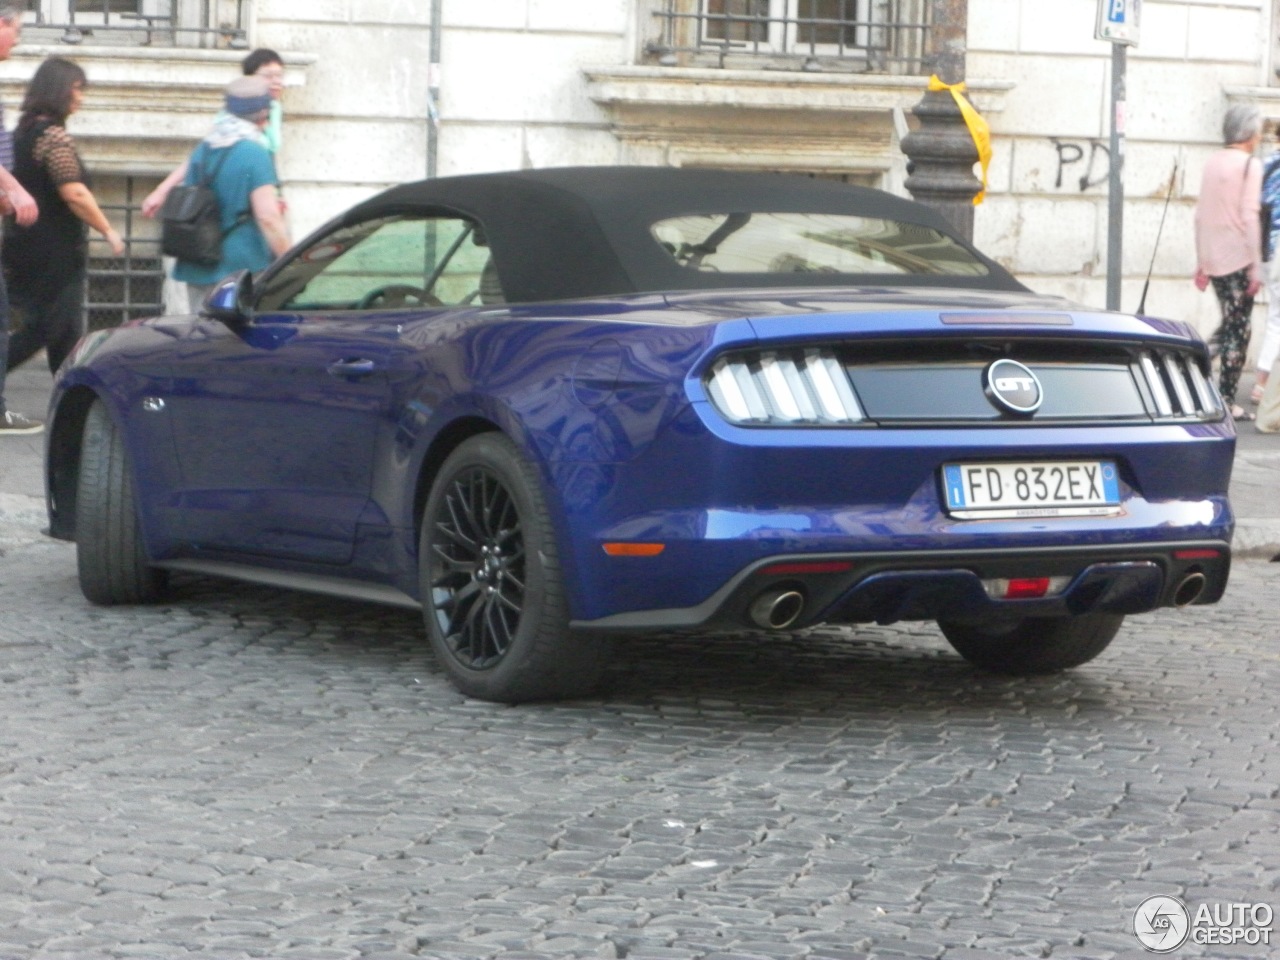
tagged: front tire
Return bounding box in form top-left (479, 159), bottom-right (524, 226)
top-left (420, 433), bottom-right (603, 702)
top-left (76, 399), bottom-right (167, 604)
top-left (937, 613), bottom-right (1123, 675)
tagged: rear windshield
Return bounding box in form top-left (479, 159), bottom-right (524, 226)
top-left (651, 212), bottom-right (989, 277)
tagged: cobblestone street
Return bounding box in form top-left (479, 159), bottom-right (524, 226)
top-left (0, 530), bottom-right (1276, 959)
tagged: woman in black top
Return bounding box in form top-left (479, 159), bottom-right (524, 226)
top-left (2, 57), bottom-right (122, 376)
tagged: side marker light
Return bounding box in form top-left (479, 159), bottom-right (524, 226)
top-left (603, 542), bottom-right (665, 557)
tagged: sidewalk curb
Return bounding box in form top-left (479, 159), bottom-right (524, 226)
top-left (1231, 519), bottom-right (1280, 560)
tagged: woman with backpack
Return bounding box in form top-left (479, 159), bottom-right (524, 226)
top-left (2, 56), bottom-right (123, 378)
top-left (169, 75), bottom-right (290, 313)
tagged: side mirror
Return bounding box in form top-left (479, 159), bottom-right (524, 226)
top-left (201, 270), bottom-right (254, 325)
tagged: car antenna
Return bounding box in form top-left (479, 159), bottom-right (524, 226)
top-left (1136, 159), bottom-right (1179, 316)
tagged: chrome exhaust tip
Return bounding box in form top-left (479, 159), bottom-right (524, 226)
top-left (1172, 571), bottom-right (1207, 608)
top-left (748, 589), bottom-right (805, 630)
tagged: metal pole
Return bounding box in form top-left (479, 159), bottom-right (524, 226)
top-left (900, 0), bottom-right (978, 242)
top-left (427, 0), bottom-right (443, 179)
top-left (1106, 41), bottom-right (1125, 312)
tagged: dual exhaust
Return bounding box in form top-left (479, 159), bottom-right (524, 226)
top-left (748, 588), bottom-right (805, 630)
top-left (1172, 571), bottom-right (1206, 608)
top-left (747, 570), bottom-right (1208, 630)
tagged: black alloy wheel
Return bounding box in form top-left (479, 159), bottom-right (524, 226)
top-left (430, 462), bottom-right (526, 668)
top-left (420, 433), bottom-right (604, 702)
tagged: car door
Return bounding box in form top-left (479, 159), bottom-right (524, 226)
top-left (164, 212), bottom-right (492, 564)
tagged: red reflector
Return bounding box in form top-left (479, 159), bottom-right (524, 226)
top-left (1005, 578), bottom-right (1052, 599)
top-left (760, 561), bottom-right (854, 576)
top-left (1174, 549), bottom-right (1220, 560)
top-left (602, 542), bottom-right (665, 557)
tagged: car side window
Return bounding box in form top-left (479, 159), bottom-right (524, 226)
top-left (255, 213), bottom-right (499, 313)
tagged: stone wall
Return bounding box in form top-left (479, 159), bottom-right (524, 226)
top-left (970, 0), bottom-right (1276, 337)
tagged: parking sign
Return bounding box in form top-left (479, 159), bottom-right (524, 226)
top-left (1097, 0), bottom-right (1141, 45)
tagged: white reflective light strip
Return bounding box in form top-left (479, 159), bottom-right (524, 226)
top-left (732, 362), bottom-right (770, 420)
top-left (776, 356), bottom-right (819, 421)
top-left (1163, 354), bottom-right (1195, 414)
top-left (803, 350), bottom-right (850, 421)
top-left (759, 354), bottom-right (802, 421)
top-left (821, 354), bottom-right (863, 421)
top-left (1186, 360), bottom-right (1220, 415)
top-left (709, 359), bottom-right (752, 421)
top-left (1141, 353), bottom-right (1172, 416)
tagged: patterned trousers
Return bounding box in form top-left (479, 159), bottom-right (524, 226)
top-left (1210, 267), bottom-right (1255, 406)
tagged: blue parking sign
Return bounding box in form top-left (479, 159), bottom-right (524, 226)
top-left (1096, 0), bottom-right (1141, 45)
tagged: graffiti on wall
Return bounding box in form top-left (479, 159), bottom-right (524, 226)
top-left (1051, 138), bottom-right (1111, 191)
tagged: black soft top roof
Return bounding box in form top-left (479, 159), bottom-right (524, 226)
top-left (338, 166), bottom-right (1025, 304)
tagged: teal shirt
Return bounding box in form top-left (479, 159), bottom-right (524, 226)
top-left (172, 139), bottom-right (279, 286)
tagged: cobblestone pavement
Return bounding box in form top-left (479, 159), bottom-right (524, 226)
top-left (0, 530), bottom-right (1277, 960)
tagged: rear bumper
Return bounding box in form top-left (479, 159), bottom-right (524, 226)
top-left (572, 540), bottom-right (1231, 631)
top-left (552, 407), bottom-right (1236, 627)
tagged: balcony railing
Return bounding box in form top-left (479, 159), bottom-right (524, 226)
top-left (21, 1), bottom-right (248, 48)
top-left (647, 0), bottom-right (932, 74)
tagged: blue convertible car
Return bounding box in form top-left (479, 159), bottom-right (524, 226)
top-left (45, 167), bottom-right (1234, 702)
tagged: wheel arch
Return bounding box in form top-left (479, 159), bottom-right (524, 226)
top-left (411, 416), bottom-right (503, 544)
top-left (46, 385), bottom-right (103, 541)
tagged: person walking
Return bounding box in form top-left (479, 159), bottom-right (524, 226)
top-left (1195, 103), bottom-right (1265, 422)
top-left (2, 57), bottom-right (123, 387)
top-left (0, 5), bottom-right (42, 436)
top-left (1250, 130), bottom-right (1280, 404)
top-left (170, 75), bottom-right (290, 312)
top-left (141, 48), bottom-right (287, 219)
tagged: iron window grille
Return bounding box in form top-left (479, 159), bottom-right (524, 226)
top-left (87, 184), bottom-right (164, 331)
top-left (647, 0), bottom-right (931, 74)
top-left (19, 0), bottom-right (248, 48)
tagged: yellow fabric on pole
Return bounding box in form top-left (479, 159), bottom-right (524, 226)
top-left (927, 75), bottom-right (991, 205)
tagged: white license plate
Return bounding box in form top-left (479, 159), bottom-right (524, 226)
top-left (942, 460), bottom-right (1121, 519)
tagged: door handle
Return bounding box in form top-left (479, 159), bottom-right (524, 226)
top-left (327, 358), bottom-right (377, 377)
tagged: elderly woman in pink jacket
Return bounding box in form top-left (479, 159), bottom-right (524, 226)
top-left (1195, 103), bottom-right (1265, 422)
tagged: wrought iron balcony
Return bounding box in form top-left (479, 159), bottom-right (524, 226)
top-left (646, 0), bottom-right (931, 74)
top-left (21, 0), bottom-right (248, 48)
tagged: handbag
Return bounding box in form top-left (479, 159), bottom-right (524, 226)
top-left (160, 144), bottom-right (249, 266)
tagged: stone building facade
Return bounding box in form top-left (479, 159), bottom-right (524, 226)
top-left (2, 0), bottom-right (1279, 344)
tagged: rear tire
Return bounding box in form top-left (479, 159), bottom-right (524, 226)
top-left (76, 400), bottom-right (167, 605)
top-left (420, 433), bottom-right (603, 703)
top-left (937, 613), bottom-right (1123, 675)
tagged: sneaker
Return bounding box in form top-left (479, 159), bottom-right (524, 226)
top-left (0, 410), bottom-right (44, 435)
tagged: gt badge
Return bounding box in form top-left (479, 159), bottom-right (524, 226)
top-left (984, 359), bottom-right (1043, 416)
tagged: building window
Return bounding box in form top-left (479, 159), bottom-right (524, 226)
top-left (87, 179), bottom-right (164, 331)
top-left (20, 0), bottom-right (248, 48)
top-left (649, 0), bottom-right (931, 73)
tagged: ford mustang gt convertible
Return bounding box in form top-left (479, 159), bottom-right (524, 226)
top-left (45, 167), bottom-right (1234, 702)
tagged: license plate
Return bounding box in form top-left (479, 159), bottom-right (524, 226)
top-left (942, 460), bottom-right (1121, 519)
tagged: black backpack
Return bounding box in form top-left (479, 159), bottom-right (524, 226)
top-left (160, 144), bottom-right (249, 266)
